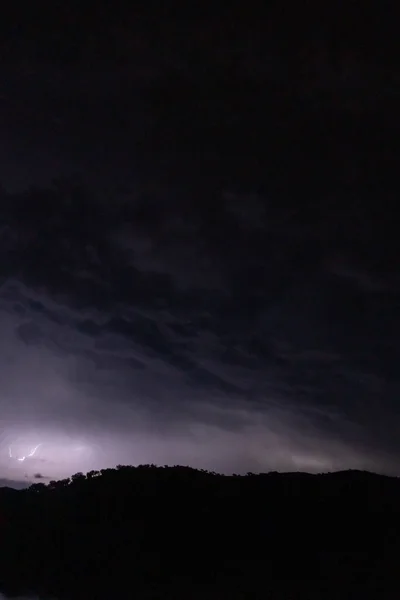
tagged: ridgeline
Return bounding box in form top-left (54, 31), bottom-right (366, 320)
top-left (0, 466), bottom-right (399, 599)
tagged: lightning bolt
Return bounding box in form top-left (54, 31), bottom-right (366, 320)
top-left (27, 443), bottom-right (42, 457)
top-left (9, 443), bottom-right (42, 462)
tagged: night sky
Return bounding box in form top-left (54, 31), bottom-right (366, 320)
top-left (1, 3), bottom-right (400, 487)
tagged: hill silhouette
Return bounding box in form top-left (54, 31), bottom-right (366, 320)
top-left (0, 466), bottom-right (399, 599)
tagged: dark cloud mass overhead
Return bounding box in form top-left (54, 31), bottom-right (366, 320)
top-left (0, 3), bottom-right (399, 486)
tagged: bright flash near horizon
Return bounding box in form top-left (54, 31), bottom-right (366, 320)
top-left (9, 443), bottom-right (42, 462)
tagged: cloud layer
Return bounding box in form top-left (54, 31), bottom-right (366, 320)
top-left (0, 183), bottom-right (398, 486)
top-left (0, 5), bottom-right (399, 485)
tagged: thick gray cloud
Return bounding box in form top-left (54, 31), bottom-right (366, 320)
top-left (0, 5), bottom-right (399, 487)
top-left (0, 183), bottom-right (398, 488)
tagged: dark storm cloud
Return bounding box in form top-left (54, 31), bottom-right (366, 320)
top-left (0, 3), bottom-right (399, 484)
top-left (0, 180), bottom-right (399, 485)
top-left (0, 479), bottom-right (28, 490)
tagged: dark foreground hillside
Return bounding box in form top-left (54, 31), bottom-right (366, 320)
top-left (1, 466), bottom-right (400, 599)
